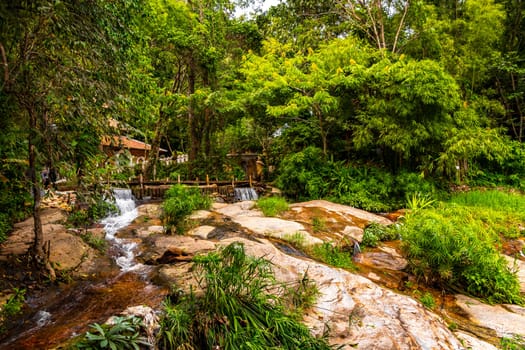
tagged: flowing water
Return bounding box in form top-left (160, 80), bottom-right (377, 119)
top-left (101, 188), bottom-right (145, 272)
top-left (0, 189), bottom-right (167, 350)
top-left (234, 187), bottom-right (258, 201)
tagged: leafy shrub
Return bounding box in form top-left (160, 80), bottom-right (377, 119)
top-left (362, 223), bottom-right (397, 248)
top-left (67, 209), bottom-right (91, 228)
top-left (256, 196), bottom-right (289, 217)
top-left (162, 184), bottom-right (212, 234)
top-left (419, 292), bottom-right (436, 309)
top-left (158, 242), bottom-right (331, 350)
top-left (275, 147), bottom-right (439, 212)
top-left (276, 147), bottom-right (332, 200)
top-left (282, 273), bottom-right (320, 319)
top-left (76, 315), bottom-right (150, 350)
top-left (501, 334), bottom-right (525, 350)
top-left (68, 199), bottom-right (118, 228)
top-left (312, 216), bottom-right (326, 233)
top-left (88, 200), bottom-right (118, 222)
top-left (284, 232), bottom-right (307, 248)
top-left (1, 288), bottom-right (25, 318)
top-left (310, 242), bottom-right (356, 270)
top-left (400, 204), bottom-right (523, 304)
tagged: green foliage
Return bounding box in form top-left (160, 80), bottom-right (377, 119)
top-left (276, 147), bottom-right (439, 211)
top-left (1, 288), bottom-right (26, 318)
top-left (310, 243), bottom-right (356, 270)
top-left (276, 147), bottom-right (332, 201)
top-left (76, 316), bottom-right (150, 350)
top-left (256, 196), bottom-right (289, 217)
top-left (80, 232), bottom-right (108, 252)
top-left (405, 192), bottom-right (436, 216)
top-left (283, 232), bottom-right (307, 248)
top-left (158, 242), bottom-right (331, 350)
top-left (0, 156), bottom-right (32, 243)
top-left (399, 199), bottom-right (523, 304)
top-left (282, 273), bottom-right (321, 320)
top-left (501, 334), bottom-right (525, 350)
top-left (362, 223), bottom-right (397, 248)
top-left (418, 292), bottom-right (436, 309)
top-left (448, 190), bottom-right (525, 239)
top-left (162, 184), bottom-right (212, 234)
top-left (68, 198), bottom-right (118, 228)
top-left (311, 217), bottom-right (326, 233)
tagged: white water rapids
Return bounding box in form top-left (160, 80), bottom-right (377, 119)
top-left (100, 188), bottom-right (144, 272)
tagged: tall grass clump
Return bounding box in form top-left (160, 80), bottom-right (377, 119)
top-left (399, 204), bottom-right (523, 304)
top-left (256, 196), bottom-right (289, 217)
top-left (158, 242), bottom-right (331, 350)
top-left (310, 242), bottom-right (356, 270)
top-left (448, 190), bottom-right (525, 239)
top-left (162, 184), bottom-right (212, 234)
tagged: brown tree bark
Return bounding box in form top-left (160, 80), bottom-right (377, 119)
top-left (28, 107), bottom-right (56, 281)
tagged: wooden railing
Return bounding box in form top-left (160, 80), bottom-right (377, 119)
top-left (124, 178), bottom-right (253, 200)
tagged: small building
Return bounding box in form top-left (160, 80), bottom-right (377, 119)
top-left (101, 135), bottom-right (168, 166)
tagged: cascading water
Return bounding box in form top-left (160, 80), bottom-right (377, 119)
top-left (234, 187), bottom-right (258, 201)
top-left (0, 188), bottom-right (167, 350)
top-left (101, 188), bottom-right (142, 271)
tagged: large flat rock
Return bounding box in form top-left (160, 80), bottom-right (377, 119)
top-left (232, 216), bottom-right (323, 245)
top-left (216, 237), bottom-right (463, 350)
top-left (290, 200), bottom-right (392, 226)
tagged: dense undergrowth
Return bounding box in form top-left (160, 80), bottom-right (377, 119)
top-left (162, 184), bottom-right (213, 234)
top-left (276, 146), bottom-right (439, 212)
top-left (399, 190), bottom-right (525, 304)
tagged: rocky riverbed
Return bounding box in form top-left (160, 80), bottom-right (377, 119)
top-left (1, 197), bottom-right (524, 349)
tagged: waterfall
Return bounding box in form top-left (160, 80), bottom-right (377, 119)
top-left (352, 239), bottom-right (361, 257)
top-left (100, 188), bottom-right (142, 271)
top-left (234, 187), bottom-right (258, 201)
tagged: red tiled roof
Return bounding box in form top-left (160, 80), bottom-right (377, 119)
top-left (101, 135), bottom-right (167, 153)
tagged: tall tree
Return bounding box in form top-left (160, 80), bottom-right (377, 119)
top-left (0, 0), bottom-right (134, 278)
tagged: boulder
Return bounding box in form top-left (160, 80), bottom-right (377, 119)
top-left (355, 245), bottom-right (408, 271)
top-left (232, 216), bottom-right (323, 245)
top-left (189, 210), bottom-right (213, 220)
top-left (290, 200), bottom-right (392, 226)
top-left (454, 331), bottom-right (499, 350)
top-left (454, 294), bottom-right (525, 338)
top-left (213, 201), bottom-right (262, 218)
top-left (136, 203), bottom-right (162, 218)
top-left (188, 225), bottom-right (216, 240)
top-left (341, 225), bottom-right (364, 242)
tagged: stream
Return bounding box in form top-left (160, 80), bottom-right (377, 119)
top-left (0, 190), bottom-right (520, 349)
top-left (0, 189), bottom-right (167, 350)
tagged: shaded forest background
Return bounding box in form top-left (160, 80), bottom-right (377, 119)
top-left (1, 0), bottom-right (525, 265)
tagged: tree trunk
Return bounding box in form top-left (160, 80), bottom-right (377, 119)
top-left (28, 107), bottom-right (56, 281)
top-left (145, 109), bottom-right (166, 180)
top-left (188, 59), bottom-right (199, 176)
